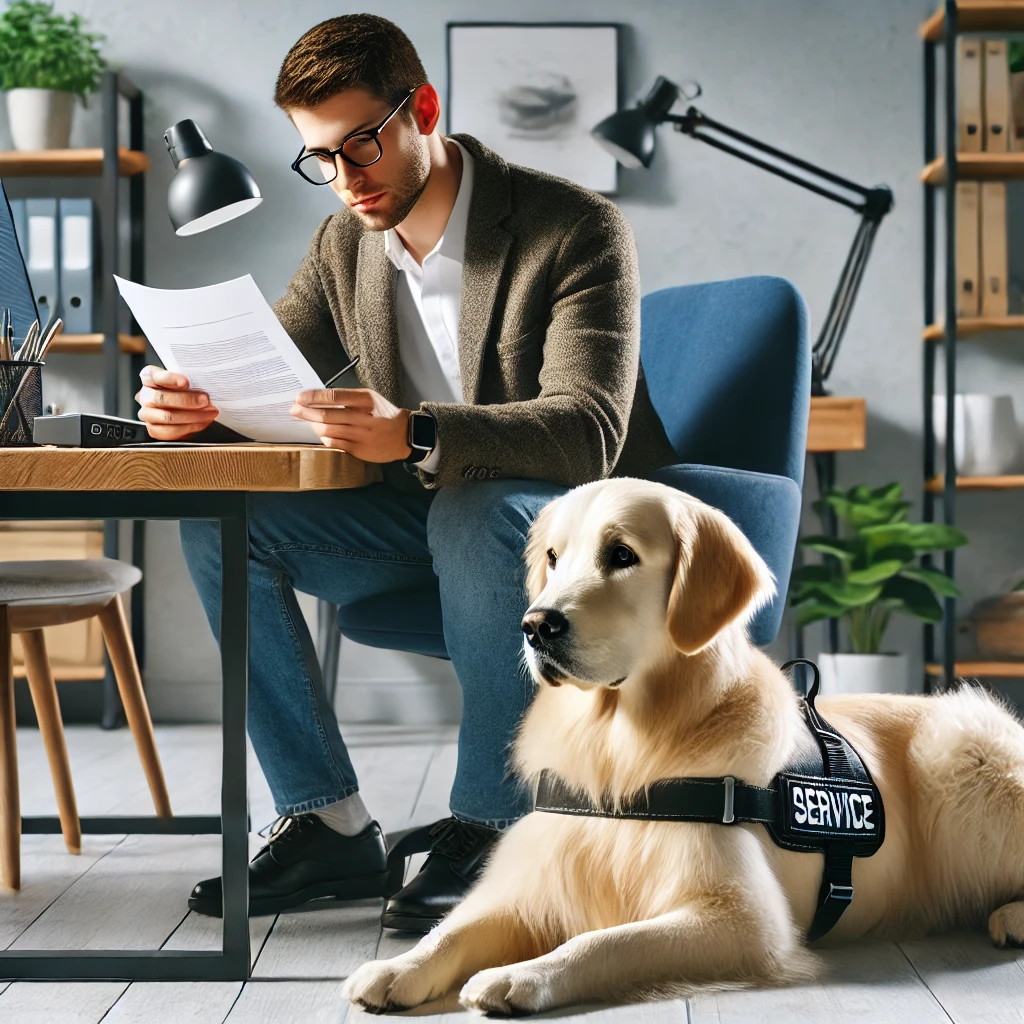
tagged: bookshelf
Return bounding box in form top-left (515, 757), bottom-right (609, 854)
top-left (2, 70), bottom-right (148, 727)
top-left (921, 1), bottom-right (1024, 691)
top-left (0, 148), bottom-right (149, 178)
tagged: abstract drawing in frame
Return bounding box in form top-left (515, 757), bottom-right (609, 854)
top-left (447, 22), bottom-right (620, 194)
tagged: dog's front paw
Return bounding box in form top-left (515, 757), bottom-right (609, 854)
top-left (343, 957), bottom-right (438, 1013)
top-left (460, 965), bottom-right (555, 1017)
top-left (989, 901), bottom-right (1024, 949)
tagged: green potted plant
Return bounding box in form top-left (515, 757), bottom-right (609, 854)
top-left (791, 483), bottom-right (967, 693)
top-left (0, 1), bottom-right (105, 151)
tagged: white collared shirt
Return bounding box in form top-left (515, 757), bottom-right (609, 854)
top-left (383, 138), bottom-right (473, 472)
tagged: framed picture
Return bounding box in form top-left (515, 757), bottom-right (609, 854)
top-left (446, 22), bottom-right (621, 195)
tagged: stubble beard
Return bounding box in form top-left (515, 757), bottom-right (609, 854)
top-left (355, 138), bottom-right (431, 233)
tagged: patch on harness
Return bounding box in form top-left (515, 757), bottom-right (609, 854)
top-left (778, 773), bottom-right (880, 841)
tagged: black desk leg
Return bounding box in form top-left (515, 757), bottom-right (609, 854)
top-left (220, 499), bottom-right (250, 974)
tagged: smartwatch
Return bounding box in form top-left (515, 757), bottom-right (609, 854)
top-left (404, 409), bottom-right (437, 469)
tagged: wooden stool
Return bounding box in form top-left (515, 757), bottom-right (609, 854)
top-left (0, 559), bottom-right (171, 890)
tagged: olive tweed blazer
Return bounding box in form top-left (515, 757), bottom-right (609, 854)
top-left (272, 133), bottom-right (677, 490)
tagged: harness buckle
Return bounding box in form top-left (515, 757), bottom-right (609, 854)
top-left (827, 883), bottom-right (854, 904)
top-left (722, 776), bottom-right (736, 824)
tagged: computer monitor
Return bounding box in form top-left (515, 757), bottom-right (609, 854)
top-left (0, 178), bottom-right (40, 349)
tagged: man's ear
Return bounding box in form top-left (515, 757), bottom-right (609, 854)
top-left (666, 501), bottom-right (776, 655)
top-left (524, 504), bottom-right (555, 603)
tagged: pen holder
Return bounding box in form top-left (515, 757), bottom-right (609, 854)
top-left (0, 360), bottom-right (43, 446)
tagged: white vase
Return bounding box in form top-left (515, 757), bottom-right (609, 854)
top-left (5, 89), bottom-right (74, 151)
top-left (817, 652), bottom-right (910, 695)
top-left (933, 393), bottom-right (1018, 475)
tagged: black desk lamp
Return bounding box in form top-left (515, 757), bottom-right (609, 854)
top-left (593, 77), bottom-right (894, 396)
top-left (164, 119), bottom-right (262, 236)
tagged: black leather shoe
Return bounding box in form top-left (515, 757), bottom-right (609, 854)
top-left (188, 814), bottom-right (394, 918)
top-left (382, 817), bottom-right (500, 932)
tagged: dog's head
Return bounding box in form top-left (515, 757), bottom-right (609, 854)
top-left (521, 479), bottom-right (775, 690)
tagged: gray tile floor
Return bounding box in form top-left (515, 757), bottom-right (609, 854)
top-left (2, 723), bottom-right (1022, 1023)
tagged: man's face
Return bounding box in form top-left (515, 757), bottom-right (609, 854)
top-left (289, 86), bottom-right (430, 232)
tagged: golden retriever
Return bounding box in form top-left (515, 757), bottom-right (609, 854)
top-left (344, 478), bottom-right (1024, 1015)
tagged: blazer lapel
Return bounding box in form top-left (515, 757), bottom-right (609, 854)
top-left (453, 134), bottom-right (512, 404)
top-left (354, 231), bottom-right (402, 405)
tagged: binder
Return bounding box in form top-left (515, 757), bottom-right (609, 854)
top-left (59, 198), bottom-right (94, 334)
top-left (8, 198), bottom-right (26, 257)
top-left (956, 182), bottom-right (981, 317)
top-left (1012, 69), bottom-right (1024, 150)
top-left (959, 38), bottom-right (984, 151)
top-left (23, 198), bottom-right (58, 325)
top-left (984, 39), bottom-right (1011, 152)
top-left (980, 181), bottom-right (1009, 316)
top-left (980, 40), bottom-right (1010, 317)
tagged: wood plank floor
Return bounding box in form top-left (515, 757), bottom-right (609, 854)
top-left (0, 723), bottom-right (1020, 1022)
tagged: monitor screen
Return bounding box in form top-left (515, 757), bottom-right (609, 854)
top-left (0, 179), bottom-right (40, 349)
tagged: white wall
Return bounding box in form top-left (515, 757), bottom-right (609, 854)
top-left (8, 0), bottom-right (1018, 717)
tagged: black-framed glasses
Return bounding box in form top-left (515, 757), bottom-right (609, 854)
top-left (291, 89), bottom-right (415, 185)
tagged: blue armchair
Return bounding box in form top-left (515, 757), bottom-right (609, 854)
top-left (324, 274), bottom-right (809, 678)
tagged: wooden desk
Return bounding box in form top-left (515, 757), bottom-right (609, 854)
top-left (0, 445), bottom-right (371, 983)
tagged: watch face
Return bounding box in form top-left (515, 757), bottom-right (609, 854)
top-left (410, 412), bottom-right (437, 450)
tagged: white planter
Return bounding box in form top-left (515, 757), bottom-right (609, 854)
top-left (5, 89), bottom-right (73, 151)
top-left (817, 652), bottom-right (910, 695)
top-left (933, 393), bottom-right (1018, 476)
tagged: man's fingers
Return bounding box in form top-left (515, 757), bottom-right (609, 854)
top-left (289, 404), bottom-right (372, 426)
top-left (140, 365), bottom-right (191, 390)
top-left (137, 405), bottom-right (220, 427)
top-left (137, 385), bottom-right (212, 410)
top-left (294, 387), bottom-right (375, 410)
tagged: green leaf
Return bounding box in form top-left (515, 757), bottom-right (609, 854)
top-left (811, 580), bottom-right (884, 608)
top-left (798, 535), bottom-right (857, 560)
top-left (872, 543), bottom-right (916, 566)
top-left (791, 565), bottom-right (834, 584)
top-left (795, 602), bottom-right (846, 627)
top-left (879, 576), bottom-right (944, 623)
top-left (900, 567), bottom-right (961, 598)
top-left (902, 523), bottom-right (968, 551)
top-left (847, 560), bottom-right (904, 585)
top-left (870, 483), bottom-right (904, 502)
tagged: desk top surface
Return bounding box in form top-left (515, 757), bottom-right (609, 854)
top-left (0, 444), bottom-right (377, 492)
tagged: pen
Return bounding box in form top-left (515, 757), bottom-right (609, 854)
top-left (321, 354), bottom-right (360, 390)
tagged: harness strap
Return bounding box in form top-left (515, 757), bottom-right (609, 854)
top-left (783, 658), bottom-right (857, 942)
top-left (535, 770), bottom-right (777, 825)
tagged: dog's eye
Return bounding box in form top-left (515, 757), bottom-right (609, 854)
top-left (608, 544), bottom-right (639, 570)
top-left (547, 548), bottom-right (557, 568)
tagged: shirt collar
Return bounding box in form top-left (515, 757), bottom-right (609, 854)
top-left (384, 138), bottom-right (474, 275)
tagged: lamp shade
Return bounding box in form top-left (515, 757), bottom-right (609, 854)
top-left (592, 76), bottom-right (681, 169)
top-left (164, 119), bottom-right (262, 237)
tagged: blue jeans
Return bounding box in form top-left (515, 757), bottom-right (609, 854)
top-left (179, 476), bottom-right (566, 828)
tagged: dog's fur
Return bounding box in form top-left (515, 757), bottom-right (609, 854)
top-left (344, 479), bottom-right (1024, 1015)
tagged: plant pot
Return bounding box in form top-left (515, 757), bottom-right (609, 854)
top-left (933, 393), bottom-right (1018, 475)
top-left (5, 88), bottom-right (73, 151)
top-left (973, 592), bottom-right (1024, 658)
top-left (817, 652), bottom-right (910, 695)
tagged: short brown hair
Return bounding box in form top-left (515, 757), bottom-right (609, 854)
top-left (274, 14), bottom-right (427, 111)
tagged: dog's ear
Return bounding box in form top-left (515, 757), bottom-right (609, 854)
top-left (524, 503), bottom-right (556, 603)
top-left (666, 500), bottom-right (776, 655)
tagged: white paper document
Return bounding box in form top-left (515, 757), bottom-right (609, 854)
top-left (114, 274), bottom-right (323, 443)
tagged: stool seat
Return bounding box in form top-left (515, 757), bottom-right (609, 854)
top-left (0, 559), bottom-right (142, 608)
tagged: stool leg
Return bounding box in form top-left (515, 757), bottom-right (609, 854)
top-left (0, 605), bottom-right (20, 890)
top-left (21, 629), bottom-right (81, 855)
top-left (97, 595), bottom-right (172, 818)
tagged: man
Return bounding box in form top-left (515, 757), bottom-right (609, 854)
top-left (138, 14), bottom-right (676, 932)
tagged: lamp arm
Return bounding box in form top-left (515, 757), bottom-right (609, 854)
top-left (664, 107), bottom-right (894, 393)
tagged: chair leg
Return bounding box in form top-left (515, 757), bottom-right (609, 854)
top-left (21, 629), bottom-right (81, 855)
top-left (97, 595), bottom-right (172, 818)
top-left (0, 605), bottom-right (20, 890)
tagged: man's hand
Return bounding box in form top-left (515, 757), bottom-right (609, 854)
top-left (135, 365), bottom-right (220, 440)
top-left (291, 387), bottom-right (413, 463)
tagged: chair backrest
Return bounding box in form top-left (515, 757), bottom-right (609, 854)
top-left (641, 276), bottom-right (810, 489)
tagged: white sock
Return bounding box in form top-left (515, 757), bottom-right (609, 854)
top-left (312, 792), bottom-right (373, 837)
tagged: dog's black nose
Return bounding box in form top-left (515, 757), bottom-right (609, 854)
top-left (522, 609), bottom-right (569, 649)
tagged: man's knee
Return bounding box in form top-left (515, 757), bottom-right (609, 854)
top-left (427, 479), bottom-right (566, 567)
top-left (179, 519), bottom-right (220, 572)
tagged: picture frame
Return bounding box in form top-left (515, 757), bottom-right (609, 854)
top-left (446, 22), bottom-right (621, 195)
